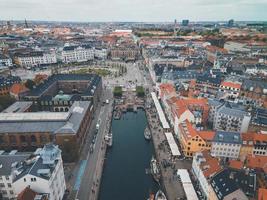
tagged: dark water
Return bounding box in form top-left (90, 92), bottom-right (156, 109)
top-left (99, 110), bottom-right (159, 200)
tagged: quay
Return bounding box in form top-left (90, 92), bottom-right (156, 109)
top-left (145, 93), bottom-right (192, 200)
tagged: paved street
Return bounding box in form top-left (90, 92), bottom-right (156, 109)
top-left (66, 87), bottom-right (113, 200)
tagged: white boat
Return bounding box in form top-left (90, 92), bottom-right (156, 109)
top-left (144, 126), bottom-right (151, 140)
top-left (155, 190), bottom-right (167, 200)
top-left (150, 156), bottom-right (160, 182)
top-left (104, 132), bottom-right (113, 147)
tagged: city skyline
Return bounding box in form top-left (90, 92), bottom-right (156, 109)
top-left (0, 0), bottom-right (267, 22)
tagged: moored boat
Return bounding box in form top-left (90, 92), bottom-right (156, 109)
top-left (144, 126), bottom-right (151, 140)
top-left (155, 190), bottom-right (167, 200)
top-left (104, 131), bottom-right (113, 147)
top-left (150, 156), bottom-right (160, 182)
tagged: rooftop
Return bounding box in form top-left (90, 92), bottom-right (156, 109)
top-left (213, 131), bottom-right (242, 144)
top-left (0, 101), bottom-right (91, 134)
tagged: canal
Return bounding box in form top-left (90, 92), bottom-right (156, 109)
top-left (99, 109), bottom-right (159, 200)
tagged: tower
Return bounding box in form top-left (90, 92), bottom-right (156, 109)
top-left (24, 19), bottom-right (29, 28)
top-left (174, 19), bottom-right (178, 36)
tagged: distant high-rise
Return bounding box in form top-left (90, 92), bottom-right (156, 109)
top-left (182, 19), bottom-right (189, 26)
top-left (228, 19), bottom-right (234, 27)
top-left (24, 18), bottom-right (29, 28)
top-left (174, 19), bottom-right (178, 36)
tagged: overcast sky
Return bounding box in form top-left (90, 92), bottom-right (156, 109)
top-left (0, 0), bottom-right (266, 22)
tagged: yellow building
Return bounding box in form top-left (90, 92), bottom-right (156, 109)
top-left (178, 120), bottom-right (214, 157)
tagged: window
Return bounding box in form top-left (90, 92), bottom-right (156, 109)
top-left (24, 178), bottom-right (26, 182)
top-left (9, 190), bottom-right (14, 195)
top-left (5, 176), bottom-right (9, 181)
top-left (7, 183), bottom-right (11, 188)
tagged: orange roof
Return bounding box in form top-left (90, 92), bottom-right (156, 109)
top-left (173, 97), bottom-right (208, 117)
top-left (179, 120), bottom-right (198, 141)
top-left (10, 83), bottom-right (29, 95)
top-left (199, 151), bottom-right (222, 178)
top-left (246, 154), bottom-right (267, 173)
top-left (241, 132), bottom-right (267, 145)
top-left (220, 81), bottom-right (241, 89)
top-left (206, 45), bottom-right (228, 54)
top-left (229, 160), bottom-right (244, 170)
top-left (253, 133), bottom-right (267, 143)
top-left (258, 188), bottom-right (267, 200)
top-left (198, 131), bottom-right (215, 141)
top-left (159, 83), bottom-right (176, 97)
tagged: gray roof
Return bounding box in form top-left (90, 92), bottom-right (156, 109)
top-left (0, 153), bottom-right (30, 176)
top-left (0, 101), bottom-right (91, 134)
top-left (211, 168), bottom-right (256, 199)
top-left (2, 101), bottom-right (33, 113)
top-left (217, 102), bottom-right (249, 118)
top-left (213, 131), bottom-right (242, 144)
top-left (13, 144), bottom-right (61, 182)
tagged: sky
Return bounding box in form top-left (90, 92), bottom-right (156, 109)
top-left (0, 0), bottom-right (266, 22)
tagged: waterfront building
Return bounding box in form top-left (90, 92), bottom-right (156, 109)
top-left (192, 151), bottom-right (221, 200)
top-left (14, 51), bottom-right (57, 69)
top-left (178, 121), bottom-right (212, 157)
top-left (211, 131), bottom-right (242, 159)
top-left (0, 101), bottom-right (93, 159)
top-left (61, 45), bottom-right (94, 63)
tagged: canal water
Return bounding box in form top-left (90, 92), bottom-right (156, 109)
top-left (99, 109), bottom-right (159, 200)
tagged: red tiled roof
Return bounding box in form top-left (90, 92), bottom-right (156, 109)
top-left (220, 81), bottom-right (241, 89)
top-left (246, 154), bottom-right (267, 174)
top-left (160, 83), bottom-right (176, 95)
top-left (9, 83), bottom-right (29, 95)
top-left (198, 131), bottom-right (215, 141)
top-left (258, 188), bottom-right (267, 200)
top-left (229, 160), bottom-right (244, 170)
top-left (199, 150), bottom-right (222, 178)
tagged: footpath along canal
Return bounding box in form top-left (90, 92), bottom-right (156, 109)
top-left (99, 109), bottom-right (159, 200)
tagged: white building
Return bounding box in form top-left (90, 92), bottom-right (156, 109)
top-left (0, 144), bottom-right (66, 200)
top-left (94, 47), bottom-right (107, 60)
top-left (15, 51), bottom-right (57, 69)
top-left (62, 45), bottom-right (94, 63)
top-left (211, 101), bottom-right (251, 133)
top-left (0, 54), bottom-right (13, 67)
top-left (211, 131), bottom-right (242, 159)
top-left (192, 151), bottom-right (221, 200)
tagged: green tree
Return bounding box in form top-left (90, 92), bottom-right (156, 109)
top-left (25, 79), bottom-right (35, 90)
top-left (113, 86), bottom-right (122, 97)
top-left (136, 86), bottom-right (145, 97)
top-left (0, 95), bottom-right (16, 112)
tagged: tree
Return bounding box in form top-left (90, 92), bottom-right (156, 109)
top-left (0, 95), bottom-right (16, 112)
top-left (136, 86), bottom-right (145, 97)
top-left (25, 79), bottom-right (35, 90)
top-left (113, 86), bottom-right (122, 97)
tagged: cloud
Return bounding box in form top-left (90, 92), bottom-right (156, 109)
top-left (0, 0), bottom-right (266, 21)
